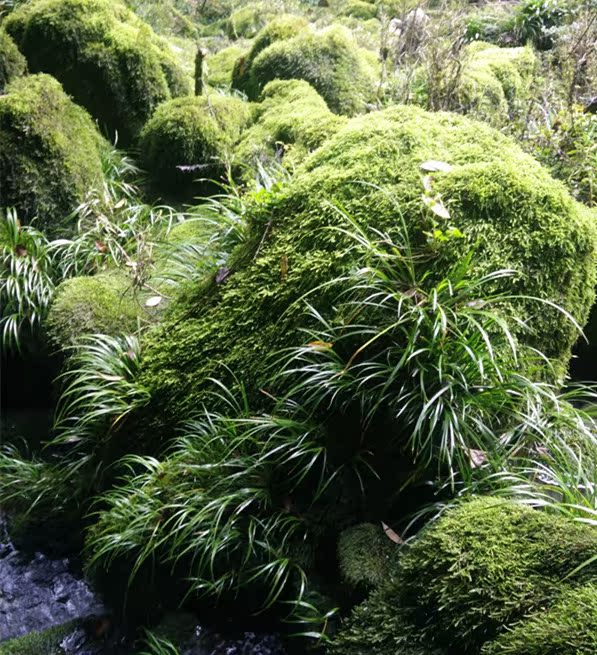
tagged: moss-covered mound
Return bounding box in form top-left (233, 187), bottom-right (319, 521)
top-left (139, 93), bottom-right (251, 198)
top-left (0, 622), bottom-right (77, 655)
top-left (231, 15), bottom-right (309, 97)
top-left (339, 0), bottom-right (378, 20)
top-left (46, 272), bottom-right (144, 348)
top-left (459, 42), bottom-right (537, 122)
top-left (0, 29), bottom-right (26, 91)
top-left (482, 584), bottom-right (597, 655)
top-left (206, 45), bottom-right (246, 88)
top-left (330, 499), bottom-right (597, 655)
top-left (242, 25), bottom-right (376, 115)
top-left (226, 2), bottom-right (276, 39)
top-left (5, 0), bottom-right (190, 144)
top-left (235, 80), bottom-right (346, 174)
top-left (137, 105), bottom-right (596, 434)
top-left (396, 498), bottom-right (597, 651)
top-left (0, 74), bottom-right (107, 237)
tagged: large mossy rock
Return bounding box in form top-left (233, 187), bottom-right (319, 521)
top-left (235, 79), bottom-right (347, 174)
top-left (137, 105), bottom-right (596, 436)
top-left (139, 93), bottom-right (251, 199)
top-left (0, 29), bottom-right (27, 91)
top-left (0, 74), bottom-right (107, 237)
top-left (46, 272), bottom-right (145, 349)
top-left (231, 15), bottom-right (309, 97)
top-left (5, 0), bottom-right (190, 144)
top-left (482, 584), bottom-right (597, 655)
top-left (329, 498), bottom-right (597, 655)
top-left (245, 25), bottom-right (376, 115)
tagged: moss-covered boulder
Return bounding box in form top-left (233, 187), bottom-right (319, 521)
top-left (206, 44), bottom-right (246, 88)
top-left (137, 105), bottom-right (596, 434)
top-left (5, 0), bottom-right (190, 144)
top-left (482, 584), bottom-right (597, 655)
top-left (459, 42), bottom-right (537, 123)
top-left (139, 93), bottom-right (251, 198)
top-left (231, 15), bottom-right (309, 97)
top-left (330, 499), bottom-right (597, 655)
top-left (396, 498), bottom-right (597, 651)
top-left (226, 2), bottom-right (276, 39)
top-left (235, 79), bottom-right (346, 174)
top-left (46, 272), bottom-right (145, 348)
top-left (242, 25), bottom-right (376, 115)
top-left (0, 29), bottom-right (26, 91)
top-left (0, 74), bottom-right (107, 237)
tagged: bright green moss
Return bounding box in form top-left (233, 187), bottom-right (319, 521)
top-left (0, 29), bottom-right (26, 91)
top-left (0, 622), bottom-right (76, 655)
top-left (339, 0), bottom-right (378, 20)
top-left (137, 106), bottom-right (596, 434)
top-left (5, 0), bottom-right (190, 144)
top-left (235, 79), bottom-right (346, 174)
top-left (139, 93), bottom-right (251, 198)
top-left (226, 2), bottom-right (275, 39)
top-left (396, 498), bottom-right (597, 652)
top-left (329, 499), bottom-right (597, 655)
top-left (337, 523), bottom-right (399, 590)
top-left (459, 43), bottom-right (537, 123)
top-left (247, 25), bottom-right (377, 115)
top-left (46, 272), bottom-right (145, 349)
top-left (482, 584), bottom-right (597, 655)
top-left (231, 15), bottom-right (309, 98)
top-left (0, 74), bottom-right (107, 237)
top-left (207, 44), bottom-right (246, 87)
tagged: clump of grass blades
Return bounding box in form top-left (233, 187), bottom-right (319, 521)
top-left (0, 207), bottom-right (56, 352)
top-left (275, 207), bottom-right (574, 489)
top-left (86, 378), bottom-right (343, 635)
top-left (138, 632), bottom-right (180, 655)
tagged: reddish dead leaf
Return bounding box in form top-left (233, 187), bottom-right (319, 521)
top-left (95, 240), bottom-right (108, 253)
top-left (14, 245), bottom-right (27, 257)
top-left (382, 521), bottom-right (404, 544)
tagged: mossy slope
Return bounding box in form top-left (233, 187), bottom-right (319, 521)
top-left (138, 105), bottom-right (596, 436)
top-left (0, 29), bottom-right (26, 91)
top-left (0, 74), bottom-right (107, 237)
top-left (5, 0), bottom-right (190, 143)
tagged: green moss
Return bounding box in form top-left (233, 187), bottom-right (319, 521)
top-left (231, 15), bottom-right (309, 98)
top-left (330, 499), bottom-right (597, 655)
top-left (0, 621), bottom-right (77, 655)
top-left (207, 44), bottom-right (246, 88)
top-left (247, 25), bottom-right (376, 115)
top-left (339, 0), bottom-right (378, 20)
top-left (5, 0), bottom-right (190, 144)
top-left (337, 523), bottom-right (399, 590)
top-left (226, 2), bottom-right (276, 39)
top-left (0, 29), bottom-right (26, 90)
top-left (46, 272), bottom-right (145, 348)
top-left (459, 43), bottom-right (537, 123)
top-left (482, 584), bottom-right (597, 655)
top-left (396, 498), bottom-right (597, 651)
top-left (138, 105), bottom-right (596, 434)
top-left (0, 74), bottom-right (107, 237)
top-left (235, 79), bottom-right (346, 174)
top-left (139, 93), bottom-right (251, 198)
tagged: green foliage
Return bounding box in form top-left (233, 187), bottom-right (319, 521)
top-left (396, 497), bottom-right (597, 652)
top-left (207, 44), bottom-right (246, 87)
top-left (337, 524), bottom-right (398, 589)
top-left (0, 622), bottom-right (77, 655)
top-left (514, 0), bottom-right (570, 50)
top-left (482, 584), bottom-right (597, 655)
top-left (458, 42), bottom-right (537, 124)
top-left (330, 498), bottom-right (597, 655)
top-left (338, 1), bottom-right (377, 20)
top-left (5, 0), bottom-right (191, 143)
top-left (465, 5), bottom-right (518, 46)
top-left (235, 79), bottom-right (346, 174)
top-left (46, 272), bottom-right (145, 349)
top-left (138, 105), bottom-right (596, 436)
top-left (247, 25), bottom-right (376, 114)
top-left (226, 2), bottom-right (276, 39)
top-left (231, 15), bottom-right (309, 97)
top-left (139, 93), bottom-right (251, 198)
top-left (0, 74), bottom-right (107, 237)
top-left (0, 208), bottom-right (55, 352)
top-left (0, 28), bottom-right (26, 90)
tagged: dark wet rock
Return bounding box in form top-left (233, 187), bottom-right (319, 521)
top-left (0, 530), bottom-right (103, 641)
